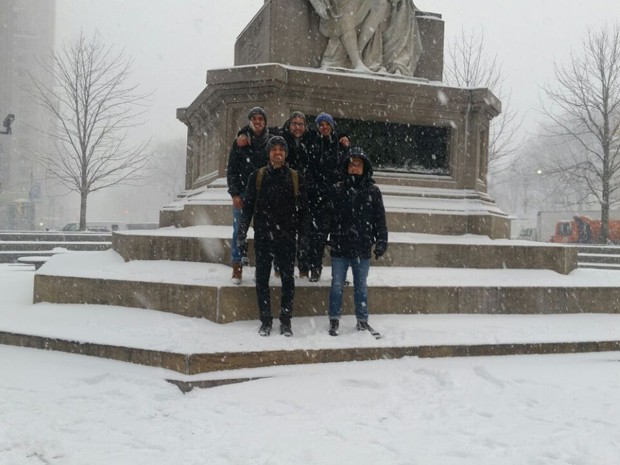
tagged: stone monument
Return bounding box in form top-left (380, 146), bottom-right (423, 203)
top-left (30, 0), bottom-right (587, 356)
top-left (169, 0), bottom-right (507, 237)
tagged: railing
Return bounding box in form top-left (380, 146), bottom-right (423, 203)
top-left (0, 231), bottom-right (112, 264)
top-left (577, 245), bottom-right (620, 270)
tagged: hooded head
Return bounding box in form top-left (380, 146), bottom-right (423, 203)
top-left (247, 106), bottom-right (267, 135)
top-left (343, 146), bottom-right (373, 179)
top-left (315, 112), bottom-right (335, 136)
top-left (266, 135), bottom-right (288, 169)
top-left (285, 111), bottom-right (307, 139)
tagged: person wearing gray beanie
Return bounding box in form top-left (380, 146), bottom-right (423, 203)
top-left (226, 106), bottom-right (270, 284)
top-left (247, 106), bottom-right (267, 126)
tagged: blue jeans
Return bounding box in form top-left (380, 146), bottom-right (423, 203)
top-left (329, 257), bottom-right (370, 322)
top-left (231, 193), bottom-right (245, 264)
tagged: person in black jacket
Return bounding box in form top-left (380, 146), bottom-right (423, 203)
top-left (226, 107), bottom-right (270, 284)
top-left (306, 112), bottom-right (349, 282)
top-left (237, 136), bottom-right (309, 337)
top-left (325, 147), bottom-right (388, 336)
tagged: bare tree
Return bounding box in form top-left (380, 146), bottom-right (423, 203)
top-left (444, 29), bottom-right (523, 176)
top-left (541, 23), bottom-right (620, 243)
top-left (29, 33), bottom-right (150, 230)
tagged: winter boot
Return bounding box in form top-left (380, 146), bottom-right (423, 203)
top-left (309, 268), bottom-right (321, 282)
top-left (258, 321), bottom-right (272, 337)
top-left (280, 320), bottom-right (293, 337)
top-left (231, 263), bottom-right (242, 285)
top-left (356, 321), bottom-right (370, 331)
top-left (298, 270), bottom-right (309, 279)
top-left (329, 319), bottom-right (339, 336)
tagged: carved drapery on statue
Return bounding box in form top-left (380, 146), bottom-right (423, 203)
top-left (308, 0), bottom-right (423, 77)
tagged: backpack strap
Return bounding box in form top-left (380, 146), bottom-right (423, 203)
top-left (256, 166), bottom-right (299, 197)
top-left (255, 166), bottom-right (267, 193)
top-left (290, 169), bottom-right (299, 197)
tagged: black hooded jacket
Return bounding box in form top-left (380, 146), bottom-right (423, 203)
top-left (325, 152), bottom-right (388, 259)
top-left (306, 130), bottom-right (349, 208)
top-left (239, 163), bottom-right (309, 245)
top-left (226, 125), bottom-right (270, 197)
top-left (279, 120), bottom-right (316, 177)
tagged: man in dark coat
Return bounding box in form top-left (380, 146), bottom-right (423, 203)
top-left (237, 136), bottom-right (309, 337)
top-left (306, 112), bottom-right (349, 282)
top-left (226, 106), bottom-right (270, 284)
top-left (325, 146), bottom-right (388, 336)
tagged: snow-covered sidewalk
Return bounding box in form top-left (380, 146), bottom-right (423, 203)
top-left (2, 263), bottom-right (620, 464)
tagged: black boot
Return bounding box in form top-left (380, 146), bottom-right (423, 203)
top-left (280, 320), bottom-right (293, 337)
top-left (258, 320), bottom-right (272, 336)
top-left (309, 267), bottom-right (321, 282)
top-left (329, 319), bottom-right (339, 336)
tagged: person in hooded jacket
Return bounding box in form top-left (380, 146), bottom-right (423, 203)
top-left (324, 147), bottom-right (388, 336)
top-left (306, 112), bottom-right (350, 282)
top-left (237, 136), bottom-right (309, 337)
top-left (226, 106), bottom-right (270, 284)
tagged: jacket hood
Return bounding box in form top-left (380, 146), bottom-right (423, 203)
top-left (342, 146), bottom-right (373, 179)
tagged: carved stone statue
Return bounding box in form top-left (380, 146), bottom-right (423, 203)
top-left (309, 0), bottom-right (423, 77)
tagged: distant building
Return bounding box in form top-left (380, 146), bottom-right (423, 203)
top-left (0, 0), bottom-right (56, 230)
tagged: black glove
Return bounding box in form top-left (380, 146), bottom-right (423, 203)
top-left (374, 243), bottom-right (387, 260)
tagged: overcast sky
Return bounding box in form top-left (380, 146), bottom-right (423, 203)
top-left (55, 0), bottom-right (620, 143)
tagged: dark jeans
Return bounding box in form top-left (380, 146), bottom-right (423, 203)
top-left (255, 238), bottom-right (296, 324)
top-left (307, 199), bottom-right (328, 270)
top-left (307, 233), bottom-right (326, 270)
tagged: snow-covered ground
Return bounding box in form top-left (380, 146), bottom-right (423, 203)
top-left (1, 263), bottom-right (620, 464)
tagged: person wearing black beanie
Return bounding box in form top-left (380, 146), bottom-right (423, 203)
top-left (237, 135), bottom-right (309, 337)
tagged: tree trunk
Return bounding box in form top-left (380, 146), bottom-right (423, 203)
top-left (79, 192), bottom-right (88, 231)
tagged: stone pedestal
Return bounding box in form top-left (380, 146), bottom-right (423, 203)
top-left (175, 0), bottom-right (507, 236)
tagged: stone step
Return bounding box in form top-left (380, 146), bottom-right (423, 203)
top-left (0, 243), bottom-right (111, 263)
top-left (578, 262), bottom-right (620, 270)
top-left (578, 245), bottom-right (620, 255)
top-left (0, 232), bottom-right (112, 242)
top-left (160, 181), bottom-right (511, 238)
top-left (0, 241), bottom-right (111, 252)
top-left (33, 252), bottom-right (617, 323)
top-left (112, 227), bottom-right (576, 274)
top-left (2, 311), bottom-right (620, 374)
top-left (578, 253), bottom-right (620, 264)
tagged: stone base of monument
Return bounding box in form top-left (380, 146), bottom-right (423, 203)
top-left (158, 178), bottom-right (512, 239)
top-left (22, 228), bottom-right (620, 374)
top-left (111, 228), bottom-right (576, 275)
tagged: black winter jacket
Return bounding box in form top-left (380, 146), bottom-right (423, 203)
top-left (326, 154), bottom-right (388, 259)
top-left (279, 122), bottom-right (316, 177)
top-left (239, 164), bottom-right (309, 246)
top-left (226, 125), bottom-right (270, 197)
top-left (234, 124), bottom-right (314, 177)
top-left (307, 131), bottom-right (347, 207)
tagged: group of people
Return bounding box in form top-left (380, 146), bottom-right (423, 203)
top-left (226, 107), bottom-right (388, 337)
